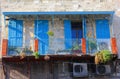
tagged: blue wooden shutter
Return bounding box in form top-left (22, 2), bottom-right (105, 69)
top-left (8, 20), bottom-right (23, 47)
top-left (96, 19), bottom-right (110, 39)
top-left (8, 20), bottom-right (16, 47)
top-left (35, 20), bottom-right (49, 55)
top-left (64, 20), bottom-right (72, 49)
top-left (82, 17), bottom-right (86, 38)
top-left (16, 20), bottom-right (23, 47)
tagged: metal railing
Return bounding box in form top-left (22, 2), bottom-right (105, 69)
top-left (86, 38), bottom-right (111, 55)
top-left (7, 38), bottom-right (112, 56)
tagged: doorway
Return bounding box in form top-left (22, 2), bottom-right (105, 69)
top-left (71, 21), bottom-right (83, 47)
top-left (64, 20), bottom-right (83, 49)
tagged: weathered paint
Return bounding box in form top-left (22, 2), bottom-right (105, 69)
top-left (8, 20), bottom-right (23, 47)
top-left (34, 20), bottom-right (49, 55)
top-left (96, 19), bottom-right (110, 39)
top-left (64, 20), bottom-right (72, 49)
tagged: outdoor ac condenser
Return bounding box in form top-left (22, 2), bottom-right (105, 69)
top-left (96, 65), bottom-right (111, 75)
top-left (73, 63), bottom-right (88, 77)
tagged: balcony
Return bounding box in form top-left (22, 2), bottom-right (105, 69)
top-left (2, 37), bottom-right (115, 57)
top-left (2, 11), bottom-right (117, 60)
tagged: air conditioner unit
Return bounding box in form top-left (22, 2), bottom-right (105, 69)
top-left (96, 65), bottom-right (111, 75)
top-left (97, 39), bottom-right (111, 51)
top-left (73, 63), bottom-right (88, 77)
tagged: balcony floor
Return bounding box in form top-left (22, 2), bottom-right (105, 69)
top-left (2, 55), bottom-right (95, 63)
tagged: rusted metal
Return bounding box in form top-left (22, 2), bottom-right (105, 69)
top-left (2, 55), bottom-right (95, 63)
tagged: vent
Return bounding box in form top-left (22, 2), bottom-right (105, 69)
top-left (96, 65), bottom-right (111, 75)
top-left (73, 63), bottom-right (88, 77)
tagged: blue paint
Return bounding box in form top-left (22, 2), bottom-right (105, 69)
top-left (3, 11), bottom-right (114, 15)
top-left (64, 20), bottom-right (72, 49)
top-left (82, 17), bottom-right (88, 54)
top-left (8, 20), bottom-right (23, 47)
top-left (72, 30), bottom-right (76, 39)
top-left (82, 17), bottom-right (87, 38)
top-left (72, 30), bottom-right (83, 39)
top-left (96, 19), bottom-right (110, 39)
top-left (78, 30), bottom-right (83, 39)
top-left (34, 20), bottom-right (49, 55)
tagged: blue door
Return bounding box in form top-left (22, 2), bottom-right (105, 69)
top-left (34, 20), bottom-right (49, 55)
top-left (64, 20), bottom-right (72, 49)
top-left (96, 19), bottom-right (110, 39)
top-left (8, 20), bottom-right (23, 47)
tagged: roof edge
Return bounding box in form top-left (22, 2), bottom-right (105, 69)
top-left (3, 11), bottom-right (115, 15)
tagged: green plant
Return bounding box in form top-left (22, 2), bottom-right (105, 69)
top-left (72, 44), bottom-right (80, 50)
top-left (32, 52), bottom-right (39, 59)
top-left (101, 50), bottom-right (112, 63)
top-left (95, 50), bottom-right (112, 64)
top-left (23, 47), bottom-right (33, 55)
top-left (47, 31), bottom-right (54, 36)
top-left (88, 39), bottom-right (97, 53)
top-left (89, 40), bottom-right (97, 50)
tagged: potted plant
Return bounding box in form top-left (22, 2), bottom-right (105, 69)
top-left (22, 47), bottom-right (33, 55)
top-left (19, 51), bottom-right (26, 59)
top-left (47, 31), bottom-right (54, 36)
top-left (95, 50), bottom-right (112, 64)
top-left (72, 44), bottom-right (82, 54)
top-left (32, 51), bottom-right (39, 59)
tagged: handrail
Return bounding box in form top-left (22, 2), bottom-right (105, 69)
top-left (4, 38), bottom-right (113, 56)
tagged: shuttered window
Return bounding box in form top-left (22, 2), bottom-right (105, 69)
top-left (34, 20), bottom-right (49, 55)
top-left (64, 20), bottom-right (72, 49)
top-left (96, 19), bottom-right (110, 39)
top-left (8, 20), bottom-right (23, 47)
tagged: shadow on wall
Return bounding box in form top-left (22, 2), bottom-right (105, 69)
top-left (4, 62), bottom-right (28, 79)
top-left (112, 14), bottom-right (120, 59)
top-left (24, 20), bottom-right (34, 50)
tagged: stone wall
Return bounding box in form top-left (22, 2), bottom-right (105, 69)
top-left (113, 10), bottom-right (120, 58)
top-left (1, 0), bottom-right (120, 57)
top-left (1, 0), bottom-right (116, 12)
top-left (1, 61), bottom-right (119, 79)
top-left (0, 0), bottom-right (120, 57)
top-left (1, 62), bottom-right (72, 79)
top-left (0, 0), bottom-right (120, 79)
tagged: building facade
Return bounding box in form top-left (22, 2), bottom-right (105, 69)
top-left (0, 0), bottom-right (120, 79)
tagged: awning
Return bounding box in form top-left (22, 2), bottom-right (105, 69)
top-left (3, 11), bottom-right (114, 15)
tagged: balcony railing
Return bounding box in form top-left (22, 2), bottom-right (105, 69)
top-left (3, 38), bottom-right (112, 56)
top-left (7, 38), bottom-right (82, 56)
